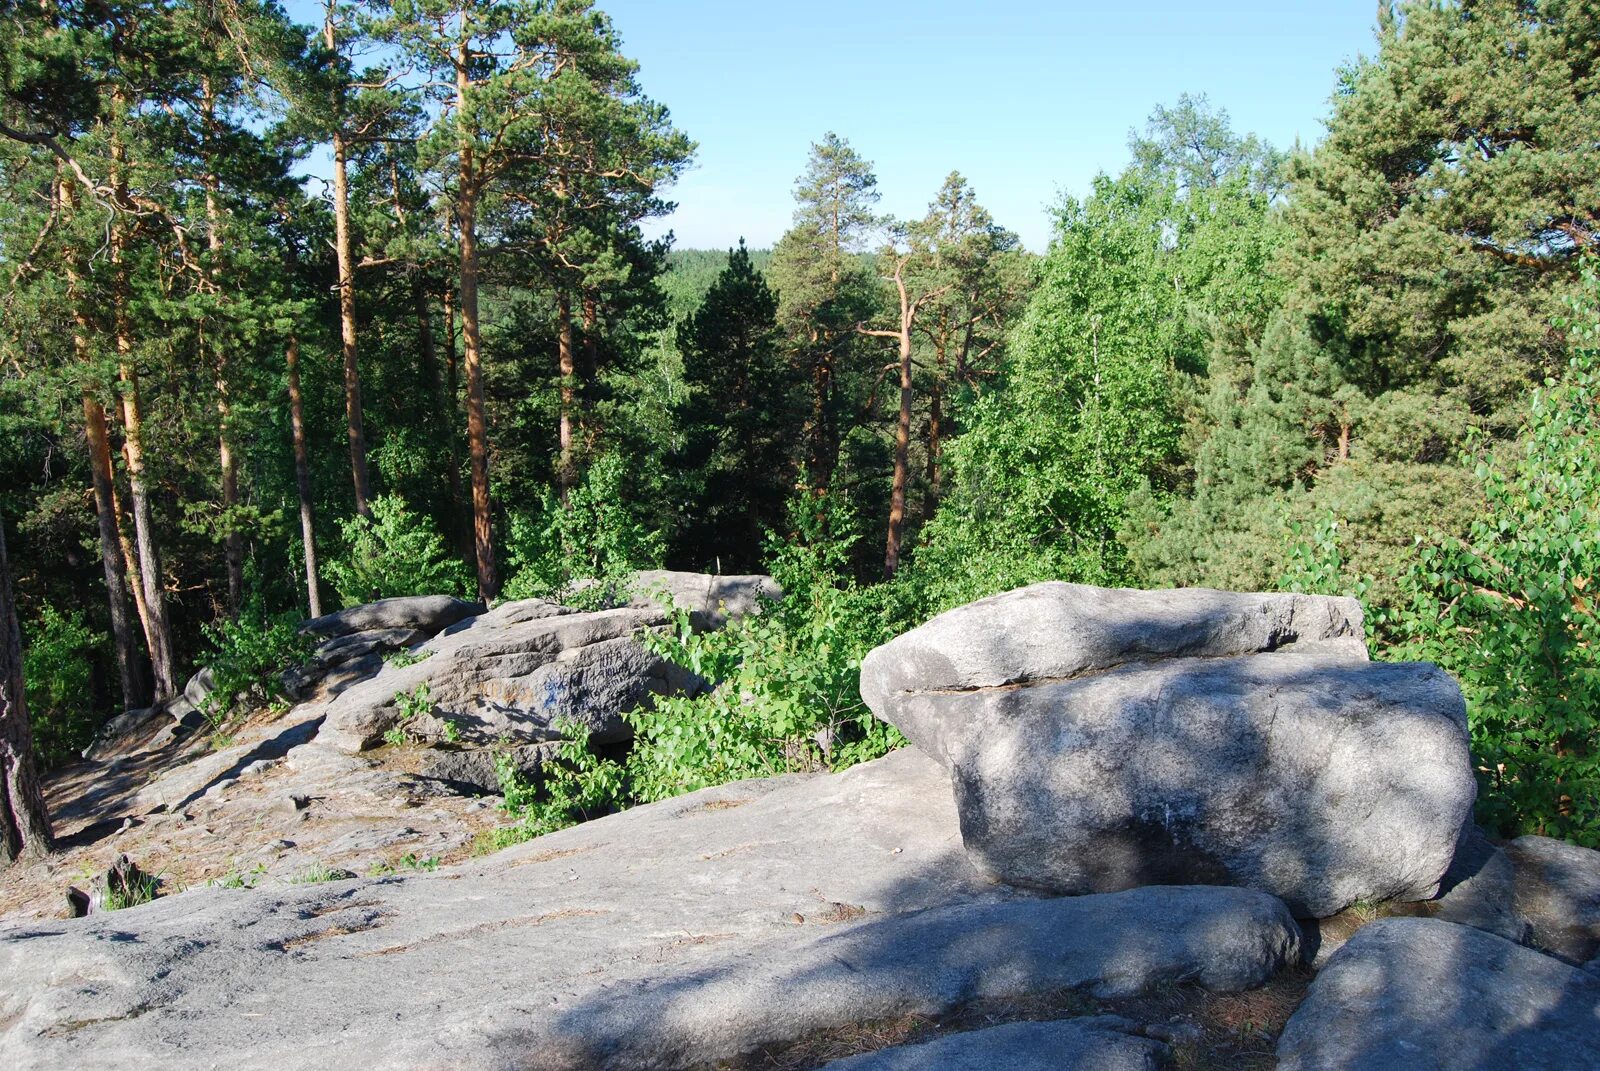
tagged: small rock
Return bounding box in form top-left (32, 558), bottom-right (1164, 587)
top-left (1144, 1020), bottom-right (1204, 1046)
top-left (819, 1017), bottom-right (1166, 1070)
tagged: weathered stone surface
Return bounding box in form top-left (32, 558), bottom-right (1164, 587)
top-left (861, 583), bottom-right (1474, 918)
top-left (0, 750), bottom-right (1302, 1071)
top-left (630, 569), bottom-right (782, 628)
top-left (418, 742), bottom-right (559, 795)
top-left (1505, 835), bottom-right (1600, 966)
top-left (282, 627), bottom-right (424, 699)
top-left (316, 603), bottom-right (691, 752)
top-left (301, 594), bottom-right (483, 639)
top-left (818, 1018), bottom-right (1166, 1071)
top-left (1277, 917), bottom-right (1600, 1071)
top-left (1432, 826), bottom-right (1529, 945)
top-left (861, 583), bottom-right (1367, 760)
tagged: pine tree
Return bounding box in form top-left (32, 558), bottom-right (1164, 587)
top-left (675, 240), bottom-right (797, 570)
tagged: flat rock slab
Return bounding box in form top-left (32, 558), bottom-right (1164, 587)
top-left (862, 583), bottom-right (1474, 917)
top-left (0, 750), bottom-right (1301, 1071)
top-left (1277, 917), bottom-right (1600, 1071)
top-left (1506, 835), bottom-right (1600, 966)
top-left (818, 1017), bottom-right (1166, 1071)
top-left (301, 595), bottom-right (483, 639)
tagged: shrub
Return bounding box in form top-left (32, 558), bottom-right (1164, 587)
top-left (1389, 280), bottom-right (1600, 845)
top-left (323, 495), bottom-right (471, 607)
top-left (501, 454), bottom-right (665, 604)
top-left (492, 497), bottom-right (909, 844)
top-left (21, 604), bottom-right (104, 769)
top-left (199, 603), bottom-right (315, 724)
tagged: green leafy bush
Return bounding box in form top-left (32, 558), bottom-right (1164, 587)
top-left (199, 604), bottom-right (314, 724)
top-left (501, 454), bottom-right (665, 604)
top-left (492, 500), bottom-right (908, 845)
top-left (22, 604), bottom-right (104, 769)
top-left (323, 495), bottom-right (471, 607)
top-left (1387, 277), bottom-right (1600, 845)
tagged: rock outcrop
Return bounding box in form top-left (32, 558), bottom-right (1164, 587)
top-left (1276, 917), bottom-right (1600, 1070)
top-left (0, 750), bottom-right (1302, 1070)
top-left (315, 572), bottom-right (778, 754)
top-left (861, 582), bottom-right (1476, 917)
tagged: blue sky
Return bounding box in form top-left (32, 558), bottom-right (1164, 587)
top-left (600, 1), bottom-right (1379, 251)
top-left (285, 1), bottom-right (1379, 252)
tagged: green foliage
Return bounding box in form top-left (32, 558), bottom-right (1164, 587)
top-left (493, 723), bottom-right (628, 844)
top-left (502, 454), bottom-right (665, 603)
top-left (21, 605), bottom-right (104, 769)
top-left (383, 682), bottom-right (442, 747)
top-left (491, 501), bottom-right (907, 842)
top-left (198, 604), bottom-right (314, 725)
top-left (101, 871), bottom-right (161, 911)
top-left (1387, 274), bottom-right (1600, 845)
top-left (324, 495), bottom-right (472, 607)
top-left (287, 863), bottom-right (352, 885)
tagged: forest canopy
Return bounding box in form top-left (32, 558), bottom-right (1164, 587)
top-left (1, 0), bottom-right (1597, 843)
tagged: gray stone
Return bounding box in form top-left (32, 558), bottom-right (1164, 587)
top-left (861, 583), bottom-right (1367, 758)
top-left (0, 750), bottom-right (1301, 1071)
top-left (419, 743), bottom-right (559, 795)
top-left (82, 705), bottom-right (161, 760)
top-left (1277, 917), bottom-right (1600, 1071)
top-left (317, 602), bottom-right (700, 753)
top-left (629, 569), bottom-right (782, 628)
top-left (282, 628), bottom-right (424, 698)
top-left (301, 595), bottom-right (483, 640)
top-left (1432, 826), bottom-right (1528, 945)
top-left (818, 1017), bottom-right (1166, 1071)
top-left (1505, 835), bottom-right (1600, 966)
top-left (862, 582), bottom-right (1475, 918)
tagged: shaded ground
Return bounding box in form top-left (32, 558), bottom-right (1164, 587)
top-left (0, 697), bottom-right (500, 921)
top-left (712, 968), bottom-right (1316, 1071)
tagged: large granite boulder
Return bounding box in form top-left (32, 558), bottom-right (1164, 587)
top-left (861, 583), bottom-right (1476, 917)
top-left (1276, 917), bottom-right (1600, 1070)
top-left (629, 569), bottom-right (782, 628)
top-left (0, 750), bottom-right (1302, 1070)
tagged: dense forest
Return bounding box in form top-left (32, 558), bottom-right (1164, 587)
top-left (1, 0), bottom-right (1597, 854)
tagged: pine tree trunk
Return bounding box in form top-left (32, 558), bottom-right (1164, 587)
top-left (0, 515), bottom-right (54, 870)
top-left (65, 212), bottom-right (145, 710)
top-left (110, 134), bottom-right (177, 701)
top-left (925, 378), bottom-right (943, 515)
top-left (441, 286), bottom-right (468, 559)
top-left (285, 335), bottom-right (322, 618)
top-left (457, 186), bottom-right (497, 598)
top-left (557, 290), bottom-right (576, 499)
top-left (82, 391), bottom-right (145, 710)
top-left (330, 128), bottom-right (371, 519)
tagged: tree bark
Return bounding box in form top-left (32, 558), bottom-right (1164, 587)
top-left (557, 290), bottom-right (576, 499)
top-left (441, 285), bottom-right (468, 558)
top-left (326, 5), bottom-right (372, 518)
top-left (64, 207), bottom-right (145, 710)
top-left (285, 335), bottom-right (322, 618)
top-left (455, 41), bottom-right (497, 599)
top-left (82, 391), bottom-right (145, 709)
top-left (110, 132), bottom-right (177, 701)
top-left (0, 514), bottom-right (54, 870)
